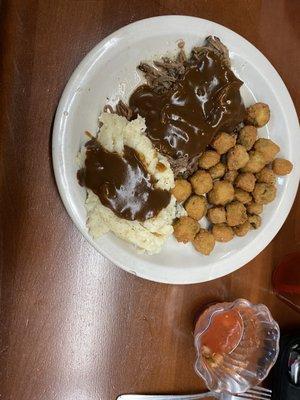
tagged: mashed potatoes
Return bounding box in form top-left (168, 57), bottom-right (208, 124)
top-left (80, 112), bottom-right (182, 254)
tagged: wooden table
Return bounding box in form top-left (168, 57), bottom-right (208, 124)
top-left (1, 1), bottom-right (300, 399)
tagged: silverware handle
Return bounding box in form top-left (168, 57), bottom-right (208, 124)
top-left (118, 393), bottom-right (219, 400)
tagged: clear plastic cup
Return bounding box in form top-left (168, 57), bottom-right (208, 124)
top-left (194, 299), bottom-right (280, 394)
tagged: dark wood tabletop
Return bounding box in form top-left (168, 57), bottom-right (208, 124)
top-left (1, 1), bottom-right (300, 399)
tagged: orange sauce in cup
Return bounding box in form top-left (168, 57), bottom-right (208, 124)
top-left (200, 309), bottom-right (243, 355)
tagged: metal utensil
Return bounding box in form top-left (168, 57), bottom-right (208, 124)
top-left (229, 387), bottom-right (272, 399)
top-left (117, 386), bottom-right (272, 400)
top-left (288, 343), bottom-right (300, 385)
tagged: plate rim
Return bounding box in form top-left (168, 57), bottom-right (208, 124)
top-left (52, 15), bottom-right (300, 284)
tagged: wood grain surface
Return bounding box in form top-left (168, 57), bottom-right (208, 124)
top-left (1, 1), bottom-right (300, 399)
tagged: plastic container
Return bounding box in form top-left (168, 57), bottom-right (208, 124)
top-left (194, 299), bottom-right (280, 393)
top-left (272, 252), bottom-right (300, 312)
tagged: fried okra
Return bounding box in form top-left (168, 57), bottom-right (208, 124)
top-left (272, 158), bottom-right (293, 175)
top-left (246, 202), bottom-right (263, 215)
top-left (233, 220), bottom-right (251, 237)
top-left (171, 97), bottom-right (294, 254)
top-left (198, 150), bottom-right (220, 169)
top-left (252, 183), bottom-right (276, 204)
top-left (254, 138), bottom-right (280, 163)
top-left (190, 170), bottom-right (213, 195)
top-left (245, 102), bottom-right (270, 127)
top-left (185, 195), bottom-right (207, 220)
top-left (238, 125), bottom-right (257, 150)
top-left (226, 201), bottom-right (247, 226)
top-left (234, 188), bottom-right (252, 204)
top-left (248, 214), bottom-right (262, 229)
top-left (227, 145), bottom-right (249, 170)
top-left (208, 180), bottom-right (235, 205)
top-left (211, 132), bottom-right (236, 154)
top-left (173, 216), bottom-right (199, 243)
top-left (207, 206), bottom-right (226, 224)
top-left (172, 179), bottom-right (192, 202)
top-left (224, 170), bottom-right (238, 183)
top-left (235, 172), bottom-right (256, 192)
top-left (209, 162), bottom-right (226, 179)
top-left (242, 151), bottom-right (266, 173)
top-left (212, 223), bottom-right (234, 242)
top-left (193, 229), bottom-right (215, 255)
top-left (256, 167), bottom-right (276, 184)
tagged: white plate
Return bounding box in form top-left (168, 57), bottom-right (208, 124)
top-left (53, 16), bottom-right (300, 284)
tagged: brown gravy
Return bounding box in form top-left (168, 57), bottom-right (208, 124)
top-left (129, 49), bottom-right (245, 160)
top-left (77, 139), bottom-right (171, 221)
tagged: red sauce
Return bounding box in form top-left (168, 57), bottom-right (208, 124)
top-left (200, 309), bottom-right (243, 355)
